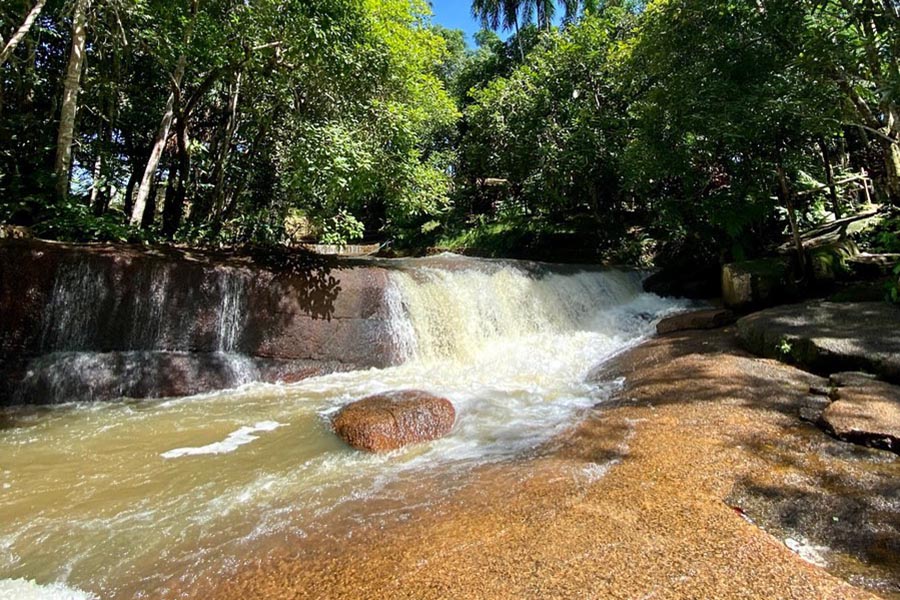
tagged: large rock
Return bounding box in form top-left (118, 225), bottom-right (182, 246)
top-left (807, 239), bottom-right (859, 285)
top-left (2, 352), bottom-right (348, 404)
top-left (332, 390), bottom-right (456, 452)
top-left (0, 239), bottom-right (398, 404)
top-left (820, 372), bottom-right (900, 454)
top-left (721, 258), bottom-right (796, 309)
top-left (656, 308), bottom-right (736, 334)
top-left (737, 301), bottom-right (900, 383)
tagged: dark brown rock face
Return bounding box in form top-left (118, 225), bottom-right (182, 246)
top-left (332, 391), bottom-right (456, 452)
top-left (656, 309), bottom-right (735, 335)
top-left (0, 239), bottom-right (397, 405)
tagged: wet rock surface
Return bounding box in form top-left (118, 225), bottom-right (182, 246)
top-left (3, 352), bottom-right (351, 404)
top-left (0, 239), bottom-right (395, 404)
top-left (656, 308), bottom-right (736, 334)
top-left (212, 329), bottom-right (897, 600)
top-left (737, 301), bottom-right (900, 383)
top-left (332, 390), bottom-right (456, 452)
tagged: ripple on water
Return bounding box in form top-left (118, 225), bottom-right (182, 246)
top-left (0, 265), bottom-right (690, 598)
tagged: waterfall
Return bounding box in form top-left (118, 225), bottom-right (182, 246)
top-left (215, 272), bottom-right (247, 353)
top-left (385, 261), bottom-right (648, 363)
top-left (22, 252), bottom-right (676, 406)
top-left (25, 260), bottom-right (254, 403)
top-left (38, 260), bottom-right (249, 353)
top-left (40, 261), bottom-right (109, 351)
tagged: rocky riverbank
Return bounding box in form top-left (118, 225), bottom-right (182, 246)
top-left (208, 325), bottom-right (899, 600)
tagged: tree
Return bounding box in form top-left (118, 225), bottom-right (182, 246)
top-left (129, 0), bottom-right (197, 227)
top-left (53, 0), bottom-right (90, 200)
top-left (794, 0), bottom-right (900, 204)
top-left (457, 9), bottom-right (640, 257)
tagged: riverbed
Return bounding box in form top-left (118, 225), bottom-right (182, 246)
top-left (0, 256), bottom-right (686, 598)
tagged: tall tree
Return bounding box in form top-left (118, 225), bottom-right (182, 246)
top-left (472, 0), bottom-right (526, 58)
top-left (129, 0), bottom-right (198, 227)
top-left (53, 0), bottom-right (91, 200)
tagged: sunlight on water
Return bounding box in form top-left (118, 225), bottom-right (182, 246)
top-left (0, 257), bottom-right (687, 598)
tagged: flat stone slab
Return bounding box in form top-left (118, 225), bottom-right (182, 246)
top-left (657, 308), bottom-right (736, 335)
top-left (821, 372), bottom-right (900, 454)
top-left (737, 302), bottom-right (900, 383)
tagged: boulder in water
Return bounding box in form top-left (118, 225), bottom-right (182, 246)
top-left (332, 390), bottom-right (455, 452)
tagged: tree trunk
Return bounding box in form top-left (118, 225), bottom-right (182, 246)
top-left (513, 16), bottom-right (524, 61)
top-left (777, 164), bottom-right (805, 278)
top-left (162, 118), bottom-right (190, 238)
top-left (141, 179), bottom-right (158, 229)
top-left (129, 0), bottom-right (199, 225)
top-left (818, 138), bottom-right (841, 219)
top-left (885, 139), bottom-right (900, 206)
top-left (0, 0), bottom-right (47, 68)
top-left (88, 151), bottom-right (102, 207)
top-left (161, 160), bottom-right (179, 236)
top-left (222, 112), bottom-right (274, 222)
top-left (122, 165), bottom-right (139, 217)
top-left (211, 71), bottom-right (242, 222)
top-left (129, 56), bottom-right (186, 225)
top-left (53, 0), bottom-right (90, 201)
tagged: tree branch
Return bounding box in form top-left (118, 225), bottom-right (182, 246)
top-left (0, 0), bottom-right (47, 68)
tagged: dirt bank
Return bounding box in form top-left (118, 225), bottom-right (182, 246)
top-left (209, 328), bottom-right (898, 599)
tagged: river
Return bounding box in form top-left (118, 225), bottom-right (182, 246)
top-left (0, 255), bottom-right (685, 599)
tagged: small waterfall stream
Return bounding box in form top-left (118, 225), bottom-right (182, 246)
top-left (22, 262), bottom-right (260, 402)
top-left (0, 255), bottom-right (686, 600)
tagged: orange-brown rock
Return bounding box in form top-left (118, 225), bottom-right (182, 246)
top-left (821, 372), bottom-right (900, 453)
top-left (210, 329), bottom-right (897, 600)
top-left (332, 390), bottom-right (456, 452)
top-left (656, 308), bottom-right (735, 334)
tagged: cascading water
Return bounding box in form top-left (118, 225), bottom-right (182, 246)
top-left (213, 272), bottom-right (259, 386)
top-left (0, 256), bottom-right (686, 600)
top-left (23, 263), bottom-right (259, 403)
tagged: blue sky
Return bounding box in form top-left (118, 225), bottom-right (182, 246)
top-left (429, 1), bottom-right (483, 45)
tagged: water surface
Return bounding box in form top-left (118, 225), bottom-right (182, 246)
top-left (0, 257), bottom-right (685, 598)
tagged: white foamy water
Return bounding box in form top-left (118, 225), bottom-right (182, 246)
top-left (0, 579), bottom-right (97, 600)
top-left (0, 256), bottom-right (687, 598)
top-left (161, 421), bottom-right (284, 459)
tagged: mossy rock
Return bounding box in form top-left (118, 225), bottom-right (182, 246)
top-left (722, 258), bottom-right (796, 309)
top-left (808, 239), bottom-right (859, 284)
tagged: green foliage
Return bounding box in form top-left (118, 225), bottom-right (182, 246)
top-left (1, 0), bottom-right (459, 248)
top-left (862, 216), bottom-right (900, 254)
top-left (2, 0), bottom-right (899, 266)
top-left (458, 11), bottom-right (639, 257)
top-left (320, 210), bottom-right (366, 246)
top-left (776, 336), bottom-right (793, 358)
top-left (0, 198), bottom-right (142, 243)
